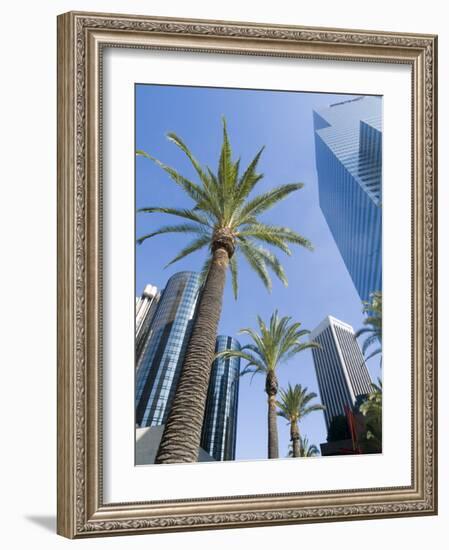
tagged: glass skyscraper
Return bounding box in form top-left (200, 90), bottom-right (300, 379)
top-left (135, 272), bottom-right (242, 461)
top-left (313, 95), bottom-right (382, 302)
top-left (309, 316), bottom-right (373, 431)
top-left (135, 271), bottom-right (202, 427)
top-left (201, 336), bottom-right (241, 461)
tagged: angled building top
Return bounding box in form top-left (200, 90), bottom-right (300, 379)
top-left (314, 95), bottom-right (382, 205)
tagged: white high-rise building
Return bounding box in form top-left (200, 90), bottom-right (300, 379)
top-left (135, 284), bottom-right (160, 366)
top-left (309, 316), bottom-right (373, 430)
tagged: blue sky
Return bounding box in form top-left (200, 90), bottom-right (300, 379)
top-left (135, 83), bottom-right (381, 460)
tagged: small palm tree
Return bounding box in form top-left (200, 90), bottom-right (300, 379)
top-left (356, 291), bottom-right (382, 362)
top-left (359, 380), bottom-right (382, 452)
top-left (137, 119), bottom-right (312, 463)
top-left (288, 436), bottom-right (320, 457)
top-left (277, 383), bottom-right (324, 458)
top-left (217, 312), bottom-right (317, 459)
top-left (299, 436), bottom-right (320, 457)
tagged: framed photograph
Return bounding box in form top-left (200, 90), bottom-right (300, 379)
top-left (57, 11), bottom-right (438, 538)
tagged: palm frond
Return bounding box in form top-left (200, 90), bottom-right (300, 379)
top-left (229, 254), bottom-right (239, 300)
top-left (250, 244), bottom-right (288, 286)
top-left (234, 146), bottom-right (265, 204)
top-left (355, 326), bottom-right (375, 338)
top-left (215, 349), bottom-right (265, 373)
top-left (164, 235), bottom-right (210, 267)
top-left (136, 149), bottom-right (208, 205)
top-left (239, 224), bottom-right (313, 251)
top-left (361, 333), bottom-right (379, 354)
top-left (240, 343), bottom-right (265, 360)
top-left (198, 256), bottom-right (212, 287)
top-left (293, 340), bottom-right (319, 353)
top-left (137, 206), bottom-right (212, 227)
top-left (238, 183), bottom-right (304, 223)
top-left (237, 225), bottom-right (292, 255)
top-left (239, 330), bottom-right (267, 363)
top-left (136, 223), bottom-right (205, 245)
top-left (356, 291), bottom-right (382, 362)
top-left (363, 347), bottom-right (382, 362)
top-left (239, 240), bottom-right (272, 291)
top-left (165, 132), bottom-right (209, 187)
top-left (218, 117), bottom-right (233, 190)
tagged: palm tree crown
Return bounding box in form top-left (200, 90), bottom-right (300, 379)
top-left (219, 312), bottom-right (315, 378)
top-left (217, 310), bottom-right (317, 386)
top-left (356, 291), bottom-right (382, 361)
top-left (277, 383), bottom-right (324, 425)
top-left (277, 383), bottom-right (324, 457)
top-left (137, 117), bottom-right (312, 297)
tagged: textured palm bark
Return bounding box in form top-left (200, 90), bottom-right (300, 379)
top-left (290, 421), bottom-right (301, 458)
top-left (155, 247), bottom-right (229, 463)
top-left (266, 371), bottom-right (279, 459)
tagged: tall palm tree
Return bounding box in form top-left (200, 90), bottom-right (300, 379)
top-left (356, 291), bottom-right (382, 362)
top-left (217, 312), bottom-right (317, 459)
top-left (277, 383), bottom-right (324, 458)
top-left (137, 119), bottom-right (312, 463)
top-left (288, 436), bottom-right (320, 457)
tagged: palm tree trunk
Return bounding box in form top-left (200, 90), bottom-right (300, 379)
top-left (155, 247), bottom-right (229, 463)
top-left (291, 421), bottom-right (301, 458)
top-left (266, 371), bottom-right (279, 459)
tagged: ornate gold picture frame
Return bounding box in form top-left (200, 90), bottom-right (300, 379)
top-left (57, 11), bottom-right (437, 538)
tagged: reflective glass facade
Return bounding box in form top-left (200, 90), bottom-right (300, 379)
top-left (313, 96), bottom-right (382, 302)
top-left (310, 316), bottom-right (373, 430)
top-left (135, 271), bottom-right (202, 427)
top-left (201, 336), bottom-right (241, 461)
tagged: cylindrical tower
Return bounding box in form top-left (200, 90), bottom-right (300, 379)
top-left (201, 335), bottom-right (241, 461)
top-left (136, 271), bottom-right (202, 427)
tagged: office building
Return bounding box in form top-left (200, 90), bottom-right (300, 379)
top-left (201, 335), bottom-right (241, 461)
top-left (313, 95), bottom-right (382, 302)
top-left (135, 271), bottom-right (202, 427)
top-left (135, 284), bottom-right (160, 366)
top-left (309, 315), bottom-right (373, 430)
